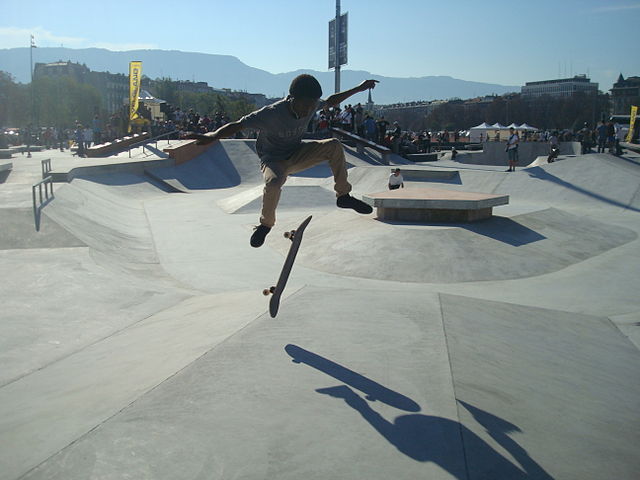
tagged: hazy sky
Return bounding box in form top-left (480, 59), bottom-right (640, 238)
top-left (1, 0), bottom-right (638, 90)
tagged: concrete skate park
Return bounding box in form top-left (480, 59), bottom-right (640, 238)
top-left (1, 136), bottom-right (640, 480)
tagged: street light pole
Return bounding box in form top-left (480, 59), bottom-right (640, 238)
top-left (334, 0), bottom-right (341, 95)
top-left (28, 34), bottom-right (36, 157)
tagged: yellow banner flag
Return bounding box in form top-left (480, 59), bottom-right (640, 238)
top-left (128, 61), bottom-right (142, 131)
top-left (626, 105), bottom-right (637, 143)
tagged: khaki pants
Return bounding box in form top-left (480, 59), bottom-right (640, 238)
top-left (260, 138), bottom-right (352, 227)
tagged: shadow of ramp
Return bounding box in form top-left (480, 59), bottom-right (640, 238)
top-left (525, 165), bottom-right (640, 213)
top-left (0, 207), bottom-right (85, 248)
top-left (378, 215), bottom-right (546, 247)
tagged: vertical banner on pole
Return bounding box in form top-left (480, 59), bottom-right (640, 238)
top-left (128, 61), bottom-right (142, 132)
top-left (328, 13), bottom-right (348, 69)
top-left (626, 105), bottom-right (637, 143)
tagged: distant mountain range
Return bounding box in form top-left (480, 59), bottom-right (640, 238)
top-left (0, 47), bottom-right (519, 104)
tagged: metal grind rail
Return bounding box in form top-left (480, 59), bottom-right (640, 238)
top-left (127, 130), bottom-right (178, 158)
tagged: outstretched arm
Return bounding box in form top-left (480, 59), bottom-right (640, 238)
top-left (183, 120), bottom-right (244, 145)
top-left (325, 80), bottom-right (379, 107)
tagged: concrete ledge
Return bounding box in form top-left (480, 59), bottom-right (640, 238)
top-left (406, 153), bottom-right (438, 162)
top-left (0, 161), bottom-right (12, 172)
top-left (396, 168), bottom-right (458, 180)
top-left (0, 149), bottom-right (13, 159)
top-left (86, 133), bottom-right (150, 157)
top-left (163, 140), bottom-right (217, 165)
top-left (363, 187), bottom-right (509, 222)
top-left (49, 157), bottom-right (174, 182)
top-left (621, 142), bottom-right (640, 154)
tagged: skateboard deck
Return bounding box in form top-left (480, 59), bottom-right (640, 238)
top-left (263, 215), bottom-right (312, 318)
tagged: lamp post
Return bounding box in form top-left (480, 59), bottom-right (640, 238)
top-left (334, 0), bottom-right (341, 95)
top-left (28, 34), bottom-right (36, 157)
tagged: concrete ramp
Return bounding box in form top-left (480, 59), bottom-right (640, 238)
top-left (274, 207), bottom-right (636, 283)
top-left (43, 174), bottom-right (166, 266)
top-left (419, 154), bottom-right (640, 213)
top-left (14, 287), bottom-right (640, 480)
top-left (218, 185), bottom-right (337, 215)
top-left (146, 140), bottom-right (263, 192)
top-left (497, 154), bottom-right (640, 212)
top-left (525, 156), bottom-right (551, 168)
top-left (442, 293), bottom-right (640, 480)
top-left (453, 142), bottom-right (581, 166)
top-left (3, 140), bottom-right (640, 480)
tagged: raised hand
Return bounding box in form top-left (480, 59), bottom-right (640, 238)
top-left (181, 132), bottom-right (217, 145)
top-left (358, 79), bottom-right (379, 92)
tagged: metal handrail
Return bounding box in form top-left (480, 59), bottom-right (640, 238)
top-left (32, 176), bottom-right (54, 230)
top-left (41, 158), bottom-right (51, 178)
top-left (127, 129), bottom-right (178, 158)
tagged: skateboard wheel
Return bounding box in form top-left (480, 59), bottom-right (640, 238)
top-left (284, 230), bottom-right (296, 240)
top-left (263, 286), bottom-right (276, 296)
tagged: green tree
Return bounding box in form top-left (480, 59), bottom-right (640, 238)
top-left (31, 76), bottom-right (101, 128)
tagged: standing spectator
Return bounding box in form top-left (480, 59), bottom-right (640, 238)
top-left (580, 123), bottom-right (592, 154)
top-left (363, 114), bottom-right (377, 141)
top-left (547, 131), bottom-right (560, 163)
top-left (376, 116), bottom-right (389, 144)
top-left (57, 126), bottom-right (66, 151)
top-left (388, 168), bottom-right (404, 190)
top-left (92, 115), bottom-right (102, 145)
top-left (354, 103), bottom-right (364, 136)
top-left (83, 126), bottom-right (93, 149)
top-left (614, 122), bottom-right (624, 155)
top-left (505, 126), bottom-right (519, 172)
top-left (596, 121), bottom-right (607, 153)
top-left (339, 105), bottom-right (353, 131)
top-left (424, 131), bottom-right (432, 152)
top-left (317, 109), bottom-right (330, 138)
top-left (391, 121), bottom-right (402, 154)
top-left (606, 121), bottom-right (616, 153)
top-left (75, 125), bottom-right (86, 157)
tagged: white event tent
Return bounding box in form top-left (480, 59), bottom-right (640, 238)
top-left (468, 122), bottom-right (540, 142)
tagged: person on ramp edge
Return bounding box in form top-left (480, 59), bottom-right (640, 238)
top-left (185, 74), bottom-right (377, 247)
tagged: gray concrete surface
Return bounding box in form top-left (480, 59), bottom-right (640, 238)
top-left (1, 141), bottom-right (640, 480)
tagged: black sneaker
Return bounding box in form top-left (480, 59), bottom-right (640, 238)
top-left (336, 194), bottom-right (373, 214)
top-left (250, 225), bottom-right (271, 248)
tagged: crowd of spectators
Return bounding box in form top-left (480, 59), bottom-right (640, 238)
top-left (2, 99), bottom-right (631, 160)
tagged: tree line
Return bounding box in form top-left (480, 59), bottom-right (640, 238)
top-left (382, 92), bottom-right (612, 132)
top-left (0, 72), bottom-right (257, 130)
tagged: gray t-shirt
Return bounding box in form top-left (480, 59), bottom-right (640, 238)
top-left (239, 96), bottom-right (324, 164)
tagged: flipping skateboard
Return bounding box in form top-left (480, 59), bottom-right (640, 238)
top-left (263, 215), bottom-right (312, 318)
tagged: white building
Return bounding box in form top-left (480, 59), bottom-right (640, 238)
top-left (521, 74), bottom-right (598, 98)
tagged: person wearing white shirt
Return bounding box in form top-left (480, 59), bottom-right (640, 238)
top-left (505, 127), bottom-right (519, 172)
top-left (388, 168), bottom-right (404, 190)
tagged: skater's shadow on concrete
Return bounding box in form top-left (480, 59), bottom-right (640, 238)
top-left (285, 344), bottom-right (420, 412)
top-left (287, 345), bottom-right (553, 478)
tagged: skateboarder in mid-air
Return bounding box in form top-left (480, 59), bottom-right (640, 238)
top-left (186, 74), bottom-right (378, 247)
